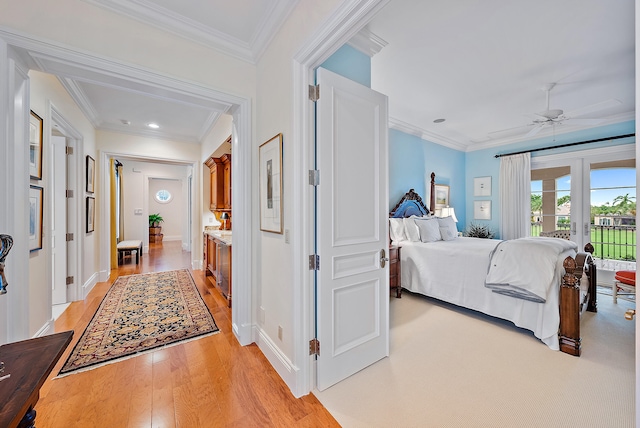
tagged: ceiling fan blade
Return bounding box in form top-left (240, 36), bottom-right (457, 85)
top-left (488, 124), bottom-right (534, 138)
top-left (563, 99), bottom-right (621, 118)
top-left (523, 124), bottom-right (543, 138)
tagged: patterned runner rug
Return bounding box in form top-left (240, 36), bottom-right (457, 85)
top-left (59, 269), bottom-right (218, 376)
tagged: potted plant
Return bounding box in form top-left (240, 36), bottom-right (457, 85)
top-left (464, 222), bottom-right (495, 239)
top-left (149, 213), bottom-right (164, 243)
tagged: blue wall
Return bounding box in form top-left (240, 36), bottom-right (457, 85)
top-left (319, 44), bottom-right (371, 87)
top-left (389, 129), bottom-right (466, 225)
top-left (465, 121), bottom-right (635, 238)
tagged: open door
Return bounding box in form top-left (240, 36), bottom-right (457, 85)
top-left (51, 135), bottom-right (68, 305)
top-left (315, 68), bottom-right (389, 390)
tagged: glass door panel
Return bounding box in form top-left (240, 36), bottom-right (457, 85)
top-left (531, 166), bottom-right (572, 238)
top-left (589, 160), bottom-right (636, 271)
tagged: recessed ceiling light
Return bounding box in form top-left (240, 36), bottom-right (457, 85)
top-left (147, 123), bottom-right (160, 129)
top-left (433, 118), bottom-right (446, 123)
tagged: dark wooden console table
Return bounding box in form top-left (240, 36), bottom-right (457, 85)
top-left (0, 330), bottom-right (73, 428)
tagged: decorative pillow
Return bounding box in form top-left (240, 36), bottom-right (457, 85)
top-left (414, 217), bottom-right (441, 243)
top-left (403, 216), bottom-right (421, 242)
top-left (389, 218), bottom-right (406, 243)
top-left (440, 226), bottom-right (457, 241)
top-left (392, 200), bottom-right (428, 218)
top-left (437, 216), bottom-right (458, 239)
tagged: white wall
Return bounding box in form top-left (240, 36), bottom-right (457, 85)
top-left (28, 70), bottom-right (97, 336)
top-left (149, 178), bottom-right (184, 242)
top-left (254, 0), bottom-right (342, 375)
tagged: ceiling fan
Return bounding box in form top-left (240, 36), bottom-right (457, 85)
top-left (489, 83), bottom-right (620, 139)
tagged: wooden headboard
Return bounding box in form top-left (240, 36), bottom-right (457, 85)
top-left (389, 172), bottom-right (436, 217)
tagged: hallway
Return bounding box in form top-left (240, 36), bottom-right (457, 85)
top-left (35, 241), bottom-right (339, 427)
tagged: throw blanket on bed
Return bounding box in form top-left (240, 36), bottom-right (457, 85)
top-left (484, 237), bottom-right (578, 303)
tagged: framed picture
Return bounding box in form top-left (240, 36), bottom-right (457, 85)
top-left (29, 111), bottom-right (43, 180)
top-left (259, 133), bottom-right (283, 234)
top-left (474, 200), bottom-right (492, 220)
top-left (474, 176), bottom-right (491, 197)
top-left (86, 197), bottom-right (95, 233)
top-left (29, 185), bottom-right (43, 252)
top-left (434, 184), bottom-right (450, 210)
top-left (86, 155), bottom-right (95, 193)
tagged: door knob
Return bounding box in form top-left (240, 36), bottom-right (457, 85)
top-left (380, 249), bottom-right (389, 268)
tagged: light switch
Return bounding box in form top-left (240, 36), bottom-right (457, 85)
top-left (134, 209), bottom-right (142, 215)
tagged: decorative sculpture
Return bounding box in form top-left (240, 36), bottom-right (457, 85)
top-left (0, 234), bottom-right (14, 295)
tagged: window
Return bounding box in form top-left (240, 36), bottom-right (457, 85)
top-left (155, 189), bottom-right (172, 204)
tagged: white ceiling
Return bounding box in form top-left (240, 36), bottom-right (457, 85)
top-left (37, 0), bottom-right (636, 148)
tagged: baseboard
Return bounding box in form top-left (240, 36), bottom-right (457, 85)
top-left (254, 325), bottom-right (302, 397)
top-left (33, 319), bottom-right (54, 337)
top-left (83, 271), bottom-right (99, 299)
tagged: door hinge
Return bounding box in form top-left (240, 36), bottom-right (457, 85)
top-left (66, 233), bottom-right (74, 242)
top-left (66, 276), bottom-right (74, 285)
top-left (66, 190), bottom-right (74, 198)
top-left (65, 146), bottom-right (74, 155)
top-left (309, 254), bottom-right (320, 271)
top-left (309, 338), bottom-right (320, 356)
top-left (308, 170), bottom-right (319, 186)
top-left (309, 84), bottom-right (320, 102)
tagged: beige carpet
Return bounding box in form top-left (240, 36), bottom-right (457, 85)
top-left (314, 289), bottom-right (635, 427)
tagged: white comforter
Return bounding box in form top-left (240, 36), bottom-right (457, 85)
top-left (400, 237), bottom-right (577, 350)
top-left (485, 238), bottom-right (578, 303)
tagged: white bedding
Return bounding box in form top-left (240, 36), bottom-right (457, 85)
top-left (400, 237), bottom-right (577, 350)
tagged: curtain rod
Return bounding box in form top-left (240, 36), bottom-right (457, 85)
top-left (494, 133), bottom-right (635, 158)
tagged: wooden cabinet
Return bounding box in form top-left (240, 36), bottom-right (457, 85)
top-left (203, 232), bottom-right (232, 307)
top-left (205, 140), bottom-right (231, 212)
top-left (389, 245), bottom-right (401, 298)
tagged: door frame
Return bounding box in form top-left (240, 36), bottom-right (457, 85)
top-left (0, 29), bottom-right (253, 347)
top-left (48, 105), bottom-right (81, 304)
top-left (290, 0), bottom-right (389, 397)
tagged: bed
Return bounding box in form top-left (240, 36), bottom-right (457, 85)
top-left (389, 173), bottom-right (597, 356)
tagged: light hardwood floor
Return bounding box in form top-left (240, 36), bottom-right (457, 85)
top-left (35, 241), bottom-right (339, 427)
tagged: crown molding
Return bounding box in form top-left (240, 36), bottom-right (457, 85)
top-left (56, 77), bottom-right (101, 128)
top-left (388, 117), bottom-right (467, 151)
top-left (347, 28), bottom-right (387, 57)
top-left (82, 0), bottom-right (298, 64)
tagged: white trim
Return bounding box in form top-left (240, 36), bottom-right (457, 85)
top-left (254, 325), bottom-right (299, 389)
top-left (32, 319), bottom-right (54, 338)
top-left (346, 28), bottom-right (388, 57)
top-left (82, 271), bottom-right (99, 300)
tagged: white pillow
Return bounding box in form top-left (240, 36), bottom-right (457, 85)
top-left (389, 218), bottom-right (406, 243)
top-left (440, 226), bottom-right (457, 241)
top-left (437, 216), bottom-right (458, 239)
top-left (414, 217), bottom-right (441, 242)
top-left (403, 216), bottom-right (421, 242)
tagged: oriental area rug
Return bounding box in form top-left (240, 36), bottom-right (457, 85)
top-left (59, 269), bottom-right (218, 376)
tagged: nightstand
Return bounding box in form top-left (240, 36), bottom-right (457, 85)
top-left (389, 245), bottom-right (401, 298)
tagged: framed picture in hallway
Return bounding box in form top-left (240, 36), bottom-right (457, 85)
top-left (86, 197), bottom-right (95, 233)
top-left (29, 185), bottom-right (43, 252)
top-left (29, 110), bottom-right (43, 180)
top-left (259, 133), bottom-right (283, 234)
top-left (86, 155), bottom-right (95, 193)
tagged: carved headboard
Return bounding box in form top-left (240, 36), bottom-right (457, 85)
top-left (389, 172), bottom-right (436, 217)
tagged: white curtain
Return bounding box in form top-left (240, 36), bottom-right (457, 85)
top-left (500, 153), bottom-right (531, 240)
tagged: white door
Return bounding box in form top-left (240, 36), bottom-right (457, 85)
top-left (51, 135), bottom-right (67, 305)
top-left (316, 67), bottom-right (389, 391)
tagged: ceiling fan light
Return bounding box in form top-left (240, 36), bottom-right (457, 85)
top-left (537, 109), bottom-right (564, 120)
